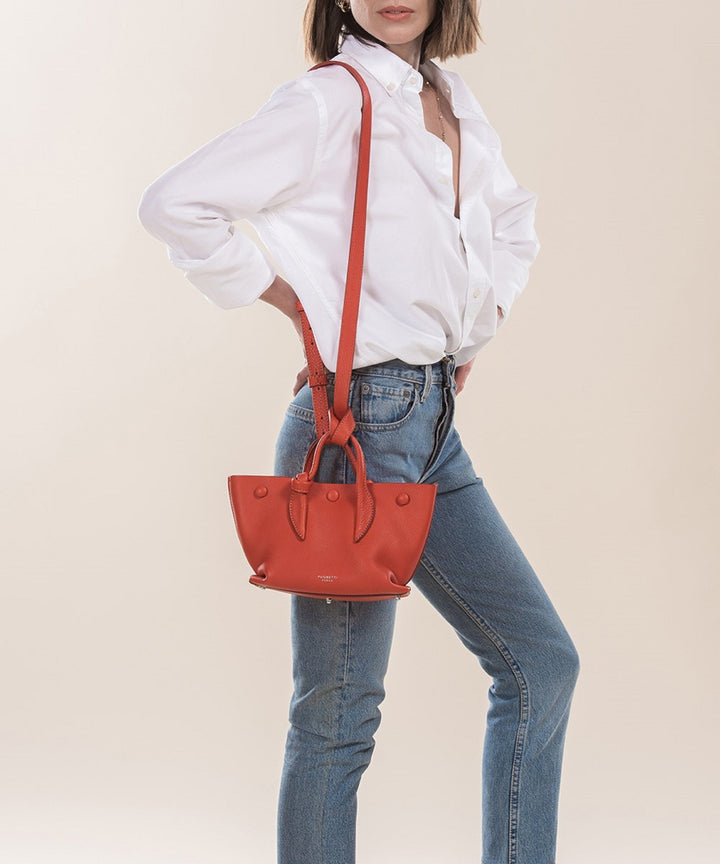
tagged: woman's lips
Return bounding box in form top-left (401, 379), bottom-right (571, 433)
top-left (379, 8), bottom-right (413, 21)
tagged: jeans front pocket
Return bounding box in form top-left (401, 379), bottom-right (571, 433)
top-left (352, 377), bottom-right (420, 430)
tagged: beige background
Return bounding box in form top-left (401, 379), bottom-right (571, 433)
top-left (2, 1), bottom-right (719, 862)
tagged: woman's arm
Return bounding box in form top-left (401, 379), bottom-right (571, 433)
top-left (258, 275), bottom-right (314, 395)
top-left (137, 78), bottom-right (323, 310)
top-left (485, 151), bottom-right (541, 322)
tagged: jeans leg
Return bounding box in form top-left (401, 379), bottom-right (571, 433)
top-left (273, 366), bottom-right (446, 864)
top-left (277, 596), bottom-right (397, 864)
top-left (415, 429), bottom-right (581, 864)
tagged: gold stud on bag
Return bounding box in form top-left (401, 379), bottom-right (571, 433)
top-left (227, 61), bottom-right (438, 602)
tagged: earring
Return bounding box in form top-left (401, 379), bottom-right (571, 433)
top-left (335, 0), bottom-right (351, 11)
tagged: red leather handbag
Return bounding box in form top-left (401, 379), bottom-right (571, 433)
top-left (227, 60), bottom-right (437, 602)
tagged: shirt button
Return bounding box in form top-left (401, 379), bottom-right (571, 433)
top-left (387, 82), bottom-right (396, 91)
top-left (410, 74), bottom-right (420, 86)
top-left (473, 289), bottom-right (481, 299)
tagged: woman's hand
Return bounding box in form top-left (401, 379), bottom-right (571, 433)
top-left (455, 307), bottom-right (502, 395)
top-left (259, 275), bottom-right (303, 343)
top-left (455, 356), bottom-right (476, 395)
top-left (293, 364), bottom-right (310, 396)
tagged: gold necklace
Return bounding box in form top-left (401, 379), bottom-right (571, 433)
top-left (422, 78), bottom-right (446, 143)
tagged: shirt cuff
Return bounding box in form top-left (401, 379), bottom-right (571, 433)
top-left (168, 227), bottom-right (276, 309)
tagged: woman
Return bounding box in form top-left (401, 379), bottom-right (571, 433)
top-left (137, 2), bottom-right (580, 863)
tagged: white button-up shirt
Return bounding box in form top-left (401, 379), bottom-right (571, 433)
top-left (137, 34), bottom-right (540, 369)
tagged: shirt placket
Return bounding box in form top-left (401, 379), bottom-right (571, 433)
top-left (431, 121), bottom-right (488, 355)
top-left (458, 161), bottom-right (493, 353)
top-left (401, 73), bottom-right (490, 356)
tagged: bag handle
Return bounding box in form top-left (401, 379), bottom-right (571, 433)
top-left (297, 59), bottom-right (373, 444)
top-left (288, 433), bottom-right (375, 543)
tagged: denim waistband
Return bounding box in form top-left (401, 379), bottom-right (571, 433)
top-left (325, 355), bottom-right (456, 389)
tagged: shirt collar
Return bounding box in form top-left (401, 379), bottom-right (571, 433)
top-left (338, 33), bottom-right (485, 121)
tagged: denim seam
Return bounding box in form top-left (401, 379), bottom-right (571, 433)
top-left (417, 553), bottom-right (530, 864)
top-left (418, 386), bottom-right (455, 483)
top-left (343, 602), bottom-right (352, 683)
top-left (318, 601), bottom-right (352, 864)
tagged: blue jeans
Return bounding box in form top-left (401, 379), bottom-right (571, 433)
top-left (273, 356), bottom-right (580, 864)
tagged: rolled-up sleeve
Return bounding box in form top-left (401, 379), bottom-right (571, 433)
top-left (137, 78), bottom-right (323, 309)
top-left (486, 151), bottom-right (541, 320)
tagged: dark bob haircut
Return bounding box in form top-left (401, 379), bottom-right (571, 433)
top-left (303, 1), bottom-right (484, 67)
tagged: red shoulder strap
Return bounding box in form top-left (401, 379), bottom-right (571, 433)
top-left (297, 60), bottom-right (372, 445)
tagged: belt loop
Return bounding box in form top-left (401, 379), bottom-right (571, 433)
top-left (420, 363), bottom-right (433, 402)
top-left (441, 355), bottom-right (455, 388)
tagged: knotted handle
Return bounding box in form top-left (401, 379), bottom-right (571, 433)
top-left (288, 433), bottom-right (375, 543)
top-left (287, 60), bottom-right (375, 542)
